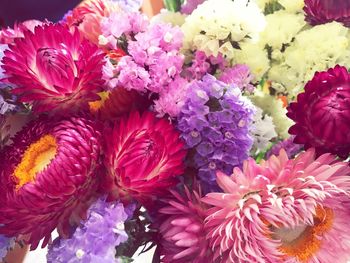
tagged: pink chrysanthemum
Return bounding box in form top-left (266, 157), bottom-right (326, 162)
top-left (287, 65), bottom-right (350, 158)
top-left (304, 0), bottom-right (350, 27)
top-left (0, 116), bottom-right (102, 249)
top-left (203, 149), bottom-right (350, 263)
top-left (157, 186), bottom-right (213, 263)
top-left (1, 24), bottom-right (104, 114)
top-left (103, 111), bottom-right (186, 203)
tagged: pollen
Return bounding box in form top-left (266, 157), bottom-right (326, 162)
top-left (14, 134), bottom-right (57, 188)
top-left (275, 206), bottom-right (334, 262)
top-left (89, 91), bottom-right (110, 113)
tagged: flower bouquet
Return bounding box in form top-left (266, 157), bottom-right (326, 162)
top-left (1, 0), bottom-right (350, 262)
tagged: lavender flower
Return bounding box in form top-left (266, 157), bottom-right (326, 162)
top-left (115, 23), bottom-right (184, 93)
top-left (219, 64), bottom-right (255, 93)
top-left (266, 136), bottom-right (303, 159)
top-left (47, 199), bottom-right (133, 263)
top-left (100, 12), bottom-right (149, 49)
top-left (184, 51), bottom-right (226, 81)
top-left (0, 235), bottom-right (14, 261)
top-left (178, 74), bottom-right (255, 192)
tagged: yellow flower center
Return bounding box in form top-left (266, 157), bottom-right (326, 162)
top-left (89, 91), bottom-right (110, 113)
top-left (269, 206), bottom-right (334, 262)
top-left (14, 134), bottom-right (57, 188)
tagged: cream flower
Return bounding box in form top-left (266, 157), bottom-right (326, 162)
top-left (268, 22), bottom-right (350, 98)
top-left (151, 9), bottom-right (186, 27)
top-left (181, 0), bottom-right (265, 60)
top-left (233, 42), bottom-right (270, 80)
top-left (260, 10), bottom-right (306, 50)
top-left (250, 90), bottom-right (293, 139)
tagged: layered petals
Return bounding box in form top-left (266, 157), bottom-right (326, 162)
top-left (0, 116), bottom-right (102, 248)
top-left (287, 65), bottom-right (350, 158)
top-left (2, 24), bottom-right (104, 114)
top-left (103, 111), bottom-right (186, 203)
top-left (203, 149), bottom-right (350, 262)
top-left (304, 0), bottom-right (350, 27)
top-left (157, 186), bottom-right (213, 263)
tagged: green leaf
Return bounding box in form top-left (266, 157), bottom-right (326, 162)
top-left (163, 0), bottom-right (182, 12)
top-left (264, 0), bottom-right (284, 15)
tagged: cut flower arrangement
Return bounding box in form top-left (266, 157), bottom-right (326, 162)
top-left (1, 0), bottom-right (350, 262)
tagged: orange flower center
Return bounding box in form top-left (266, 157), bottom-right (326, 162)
top-left (269, 206), bottom-right (334, 262)
top-left (89, 91), bottom-right (110, 113)
top-left (14, 134), bottom-right (57, 188)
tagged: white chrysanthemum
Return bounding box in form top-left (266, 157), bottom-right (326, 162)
top-left (278, 0), bottom-right (304, 13)
top-left (260, 10), bottom-right (306, 50)
top-left (181, 0), bottom-right (266, 59)
top-left (233, 42), bottom-right (270, 80)
top-left (250, 90), bottom-right (292, 139)
top-left (268, 22), bottom-right (350, 98)
top-left (151, 9), bottom-right (186, 26)
top-left (251, 107), bottom-right (277, 152)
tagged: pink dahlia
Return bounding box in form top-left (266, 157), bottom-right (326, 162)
top-left (287, 65), bottom-right (350, 158)
top-left (1, 24), bottom-right (104, 114)
top-left (304, 0), bottom-right (350, 27)
top-left (0, 116), bottom-right (102, 248)
top-left (103, 111), bottom-right (186, 203)
top-left (203, 149), bottom-right (350, 263)
top-left (157, 186), bottom-right (213, 263)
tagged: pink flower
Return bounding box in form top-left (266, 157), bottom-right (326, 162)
top-left (103, 111), bottom-right (186, 204)
top-left (0, 116), bottom-right (102, 249)
top-left (287, 65), bottom-right (350, 158)
top-left (2, 24), bottom-right (104, 114)
top-left (219, 64), bottom-right (255, 93)
top-left (67, 0), bottom-right (121, 45)
top-left (203, 149), bottom-right (350, 262)
top-left (304, 0), bottom-right (350, 27)
top-left (157, 186), bottom-right (213, 263)
top-left (154, 77), bottom-right (189, 117)
top-left (0, 20), bottom-right (42, 44)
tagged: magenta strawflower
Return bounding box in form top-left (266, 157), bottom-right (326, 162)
top-left (203, 149), bottom-right (350, 262)
top-left (1, 24), bottom-right (104, 114)
top-left (304, 0), bottom-right (350, 27)
top-left (157, 186), bottom-right (213, 263)
top-left (103, 111), bottom-right (186, 204)
top-left (287, 65), bottom-right (350, 158)
top-left (0, 116), bottom-right (102, 248)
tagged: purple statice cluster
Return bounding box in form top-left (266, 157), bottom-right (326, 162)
top-left (177, 74), bottom-right (255, 192)
top-left (183, 51), bottom-right (226, 81)
top-left (0, 234), bottom-right (14, 261)
top-left (47, 199), bottom-right (134, 263)
top-left (116, 23), bottom-right (184, 93)
top-left (266, 136), bottom-right (303, 159)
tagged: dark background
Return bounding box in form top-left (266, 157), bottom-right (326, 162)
top-left (0, 0), bottom-right (82, 27)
